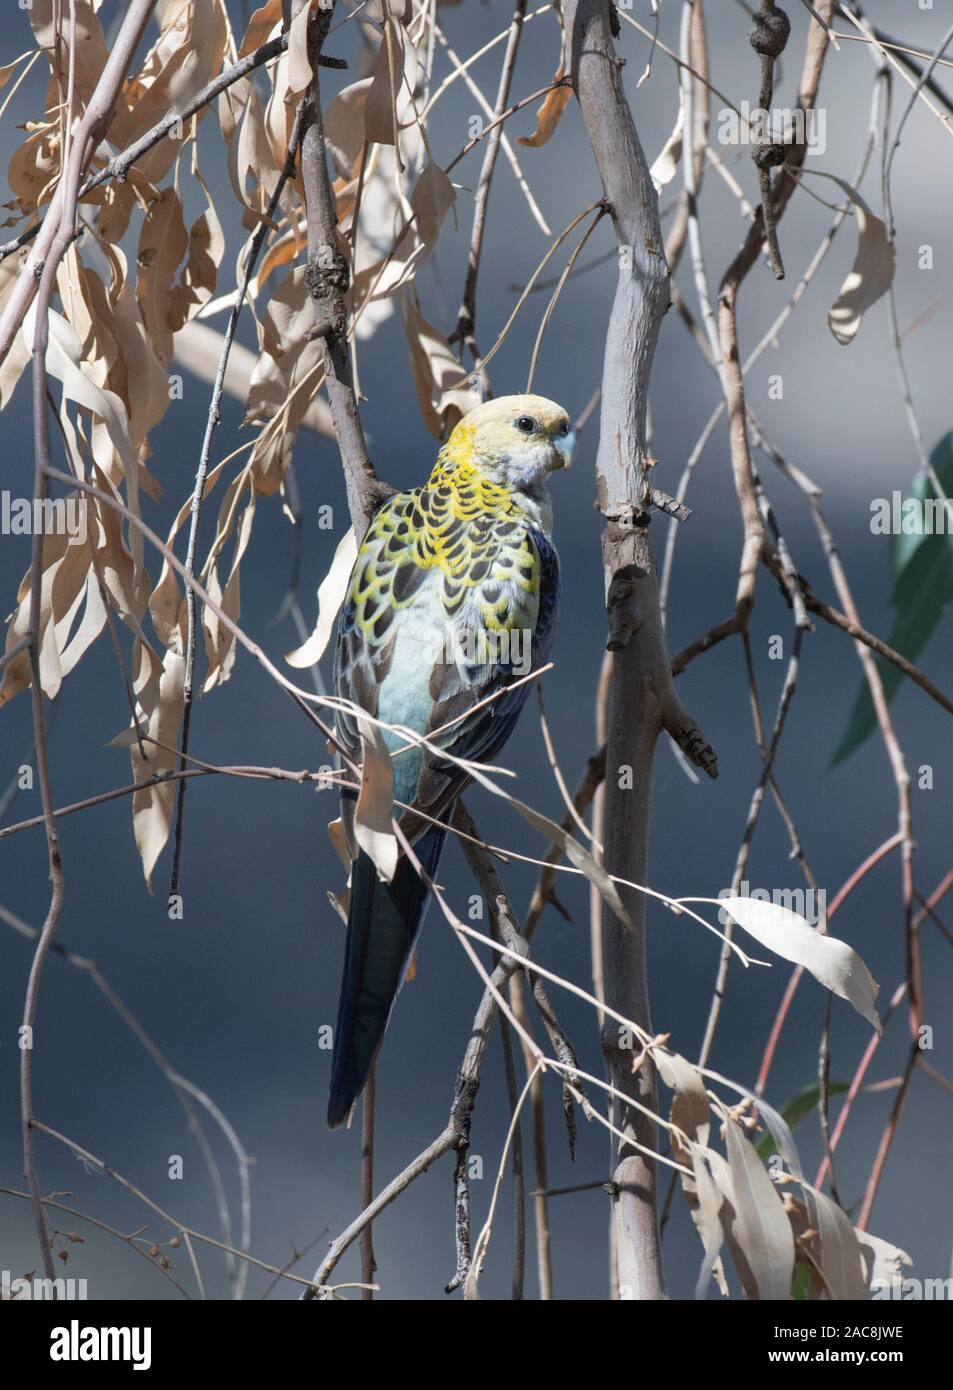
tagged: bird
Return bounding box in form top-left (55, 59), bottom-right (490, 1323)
top-left (327, 393), bottom-right (574, 1129)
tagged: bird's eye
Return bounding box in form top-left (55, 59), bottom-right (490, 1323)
top-left (514, 415), bottom-right (538, 434)
top-left (557, 419), bottom-right (570, 436)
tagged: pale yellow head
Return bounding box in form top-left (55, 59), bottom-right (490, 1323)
top-left (442, 394), bottom-right (574, 493)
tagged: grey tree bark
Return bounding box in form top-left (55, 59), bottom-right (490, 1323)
top-left (564, 0), bottom-right (717, 1300)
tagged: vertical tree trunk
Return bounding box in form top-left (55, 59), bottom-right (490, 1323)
top-left (564, 0), bottom-right (717, 1299)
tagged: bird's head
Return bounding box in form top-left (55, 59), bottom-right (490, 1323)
top-left (442, 394), bottom-right (574, 494)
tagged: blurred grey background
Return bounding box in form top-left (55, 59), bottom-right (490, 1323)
top-left (2, 0), bottom-right (953, 1300)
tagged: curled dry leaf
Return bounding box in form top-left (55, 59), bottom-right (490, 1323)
top-left (6, 124), bottom-right (60, 221)
top-left (784, 1194), bottom-right (826, 1299)
top-left (821, 176), bottom-right (896, 346)
top-left (87, 464), bottom-right (149, 632)
top-left (113, 0), bottom-right (228, 187)
top-left (246, 265), bottom-right (328, 491)
top-left (718, 895), bottom-right (881, 1032)
top-left (651, 93), bottom-right (684, 192)
top-left (400, 290), bottom-right (481, 440)
top-left (247, 339), bottom-right (325, 492)
top-left (57, 249), bottom-right (116, 385)
top-left (25, 305), bottom-right (144, 575)
top-left (130, 642), bottom-right (186, 892)
top-left (0, 385), bottom-right (153, 702)
top-left (411, 159), bottom-right (457, 253)
top-left (0, 531), bottom-right (91, 705)
top-left (28, 0), bottom-right (110, 114)
top-left (327, 817), bottom-right (352, 873)
top-left (219, 60), bottom-right (281, 227)
top-left (355, 717), bottom-right (399, 883)
top-left (705, 1143), bottom-right (759, 1300)
top-left (169, 156), bottom-right (225, 331)
top-left (517, 67), bottom-right (571, 149)
top-left (108, 247), bottom-right (173, 448)
top-left (325, 79), bottom-right (373, 180)
top-left (201, 468), bottom-right (257, 693)
top-left (286, 0), bottom-right (314, 98)
top-left (286, 528), bottom-right (358, 668)
top-left (264, 0), bottom-right (313, 173)
top-left (656, 1049), bottom-right (710, 1151)
top-left (363, 18), bottom-right (419, 151)
top-left (238, 0), bottom-right (282, 58)
top-left (148, 457), bottom-right (227, 665)
top-left (136, 185), bottom-right (190, 369)
top-left (12, 306), bottom-right (148, 714)
top-left (123, 456), bottom-right (235, 886)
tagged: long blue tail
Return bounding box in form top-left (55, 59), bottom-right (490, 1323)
top-left (327, 825), bottom-right (447, 1129)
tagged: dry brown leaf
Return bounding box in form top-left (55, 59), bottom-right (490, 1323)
top-left (238, 0), bottom-right (282, 58)
top-left (88, 464), bottom-right (151, 630)
top-left (113, 0), bottom-right (228, 186)
top-left (327, 817), bottom-right (352, 872)
top-left (286, 0), bottom-right (314, 97)
top-left (264, 3), bottom-right (314, 177)
top-left (400, 290), bottom-right (481, 439)
top-left (6, 124), bottom-right (60, 218)
top-left (136, 185), bottom-right (189, 368)
top-left (26, 304), bottom-right (144, 576)
top-left (0, 532), bottom-right (85, 704)
top-left (256, 225), bottom-right (306, 290)
top-left (148, 459), bottom-right (228, 648)
top-left (169, 158), bottom-right (225, 331)
top-left (517, 68), bottom-right (571, 149)
top-left (201, 468), bottom-right (257, 692)
top-left (246, 266), bottom-right (328, 490)
top-left (62, 257), bottom-right (118, 385)
top-left (235, 77), bottom-right (282, 225)
top-left (29, 1), bottom-right (110, 113)
top-left (130, 641), bottom-right (186, 891)
top-left (0, 53), bottom-right (35, 90)
top-left (355, 717), bottom-right (399, 882)
top-left (324, 79), bottom-right (372, 179)
top-left (410, 160), bottom-right (456, 250)
top-left (259, 263), bottom-right (312, 360)
top-left (363, 19), bottom-right (418, 150)
top-left (108, 248), bottom-right (172, 449)
top-left (286, 528), bottom-right (358, 668)
top-left (656, 1050), bottom-right (710, 1155)
top-left (247, 342), bottom-right (325, 493)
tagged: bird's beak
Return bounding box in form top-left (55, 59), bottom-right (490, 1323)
top-left (552, 428), bottom-right (575, 471)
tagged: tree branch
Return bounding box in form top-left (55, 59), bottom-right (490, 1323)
top-left (20, 0), bottom-right (162, 1287)
top-left (297, 0), bottom-right (392, 543)
top-left (563, 0), bottom-right (716, 1301)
